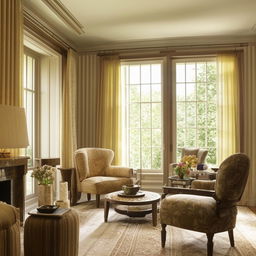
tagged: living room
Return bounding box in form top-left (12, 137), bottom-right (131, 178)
top-left (1, 0), bottom-right (256, 255)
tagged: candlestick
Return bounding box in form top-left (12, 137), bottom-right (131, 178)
top-left (60, 182), bottom-right (68, 201)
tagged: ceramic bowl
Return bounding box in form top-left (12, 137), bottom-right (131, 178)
top-left (122, 184), bottom-right (140, 195)
top-left (37, 205), bottom-right (58, 214)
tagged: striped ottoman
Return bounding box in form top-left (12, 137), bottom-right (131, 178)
top-left (24, 209), bottom-right (79, 256)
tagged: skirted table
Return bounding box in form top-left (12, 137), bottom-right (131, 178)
top-left (24, 209), bottom-right (79, 256)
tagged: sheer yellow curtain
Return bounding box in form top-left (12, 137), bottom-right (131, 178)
top-left (0, 0), bottom-right (23, 156)
top-left (97, 56), bottom-right (121, 165)
top-left (61, 49), bottom-right (78, 168)
top-left (217, 55), bottom-right (240, 164)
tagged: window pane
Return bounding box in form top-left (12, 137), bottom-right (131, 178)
top-left (141, 129), bottom-right (151, 148)
top-left (177, 102), bottom-right (185, 127)
top-left (152, 147), bottom-right (161, 169)
top-left (151, 64), bottom-right (161, 83)
top-left (186, 83), bottom-right (196, 101)
top-left (129, 65), bottom-right (140, 84)
top-left (152, 129), bottom-right (161, 147)
top-left (141, 103), bottom-right (151, 128)
top-left (177, 128), bottom-right (185, 147)
top-left (141, 84), bottom-right (150, 102)
top-left (197, 128), bottom-right (206, 147)
top-left (152, 103), bottom-right (161, 129)
top-left (152, 84), bottom-right (161, 102)
top-left (176, 63), bottom-right (185, 82)
top-left (176, 83), bottom-right (185, 101)
top-left (129, 103), bottom-right (140, 128)
top-left (207, 62), bottom-right (216, 82)
top-left (141, 65), bottom-right (150, 84)
top-left (186, 63), bottom-right (195, 82)
top-left (130, 85), bottom-right (140, 102)
top-left (186, 128), bottom-right (196, 147)
top-left (142, 147), bottom-right (151, 169)
top-left (186, 102), bottom-right (196, 127)
top-left (197, 83), bottom-right (206, 101)
top-left (27, 56), bottom-right (34, 90)
top-left (196, 62), bottom-right (206, 82)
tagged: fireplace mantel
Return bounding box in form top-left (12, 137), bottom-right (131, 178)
top-left (0, 156), bottom-right (29, 224)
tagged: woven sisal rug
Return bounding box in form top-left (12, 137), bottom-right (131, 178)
top-left (75, 202), bottom-right (256, 256)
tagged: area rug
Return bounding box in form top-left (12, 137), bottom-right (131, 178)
top-left (75, 202), bottom-right (256, 256)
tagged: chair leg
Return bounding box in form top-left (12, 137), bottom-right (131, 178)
top-left (161, 224), bottom-right (167, 248)
top-left (228, 229), bottom-right (235, 247)
top-left (206, 233), bottom-right (214, 256)
top-left (87, 193), bottom-right (91, 201)
top-left (96, 194), bottom-right (100, 208)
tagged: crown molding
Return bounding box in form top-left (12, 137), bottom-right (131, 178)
top-left (23, 7), bottom-right (77, 52)
top-left (42, 0), bottom-right (85, 35)
top-left (79, 35), bottom-right (256, 52)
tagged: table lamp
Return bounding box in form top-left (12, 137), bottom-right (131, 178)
top-left (0, 104), bottom-right (29, 157)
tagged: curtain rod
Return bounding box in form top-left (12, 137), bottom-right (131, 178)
top-left (95, 42), bottom-right (248, 57)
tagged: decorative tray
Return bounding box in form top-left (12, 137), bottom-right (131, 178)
top-left (118, 191), bottom-right (145, 198)
top-left (28, 207), bottom-right (70, 217)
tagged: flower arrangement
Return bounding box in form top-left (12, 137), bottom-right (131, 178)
top-left (175, 155), bottom-right (198, 179)
top-left (181, 155), bottom-right (198, 168)
top-left (31, 165), bottom-right (56, 185)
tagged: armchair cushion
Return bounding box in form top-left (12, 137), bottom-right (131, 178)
top-left (160, 194), bottom-right (237, 234)
top-left (191, 180), bottom-right (216, 190)
top-left (80, 176), bottom-right (133, 194)
top-left (105, 166), bottom-right (133, 177)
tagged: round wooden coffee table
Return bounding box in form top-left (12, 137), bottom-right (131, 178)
top-left (104, 190), bottom-right (161, 226)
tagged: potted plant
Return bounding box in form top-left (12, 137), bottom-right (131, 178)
top-left (31, 165), bottom-right (56, 206)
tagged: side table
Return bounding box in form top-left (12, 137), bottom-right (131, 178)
top-left (24, 208), bottom-right (79, 256)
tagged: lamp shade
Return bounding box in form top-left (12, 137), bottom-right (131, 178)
top-left (0, 105), bottom-right (29, 148)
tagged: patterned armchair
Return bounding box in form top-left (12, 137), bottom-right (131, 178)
top-left (160, 153), bottom-right (250, 256)
top-left (74, 148), bottom-right (133, 207)
top-left (0, 202), bottom-right (20, 256)
top-left (169, 148), bottom-right (208, 176)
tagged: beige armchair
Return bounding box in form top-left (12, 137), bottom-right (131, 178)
top-left (169, 148), bottom-right (208, 176)
top-left (161, 153), bottom-right (250, 256)
top-left (74, 148), bottom-right (133, 207)
top-left (0, 202), bottom-right (20, 256)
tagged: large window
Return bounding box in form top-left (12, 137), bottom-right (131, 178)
top-left (121, 61), bottom-right (163, 170)
top-left (175, 59), bottom-right (217, 164)
top-left (23, 40), bottom-right (61, 200)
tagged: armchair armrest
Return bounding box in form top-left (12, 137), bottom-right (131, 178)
top-left (105, 166), bottom-right (133, 178)
top-left (162, 186), bottom-right (215, 199)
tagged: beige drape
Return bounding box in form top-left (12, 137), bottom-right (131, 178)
top-left (61, 49), bottom-right (78, 168)
top-left (97, 56), bottom-right (122, 165)
top-left (0, 0), bottom-right (23, 156)
top-left (77, 54), bottom-right (100, 148)
top-left (217, 55), bottom-right (240, 164)
top-left (240, 45), bottom-right (256, 206)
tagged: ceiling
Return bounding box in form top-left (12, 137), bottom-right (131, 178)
top-left (24, 0), bottom-right (256, 51)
